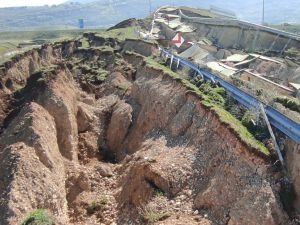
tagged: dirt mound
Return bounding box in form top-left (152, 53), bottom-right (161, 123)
top-left (107, 18), bottom-right (139, 31)
top-left (107, 18), bottom-right (151, 32)
top-left (0, 33), bottom-right (296, 225)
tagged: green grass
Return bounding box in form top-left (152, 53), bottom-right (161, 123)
top-left (88, 201), bottom-right (99, 211)
top-left (21, 209), bottom-right (54, 225)
top-left (143, 210), bottom-right (170, 224)
top-left (153, 188), bottom-right (165, 197)
top-left (79, 37), bottom-right (90, 48)
top-left (87, 195), bottom-right (109, 214)
top-left (211, 105), bottom-right (269, 155)
top-left (128, 52), bottom-right (269, 155)
top-left (94, 26), bottom-right (139, 41)
top-left (0, 29), bottom-right (104, 64)
top-left (0, 29), bottom-right (103, 42)
top-left (95, 69), bottom-right (109, 82)
top-left (275, 96), bottom-right (300, 113)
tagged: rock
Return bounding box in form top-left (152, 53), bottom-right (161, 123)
top-left (97, 164), bottom-right (113, 177)
top-left (106, 101), bottom-right (133, 159)
top-left (168, 100), bottom-right (195, 136)
top-left (0, 103), bottom-right (68, 224)
top-left (109, 72), bottom-right (132, 92)
top-left (215, 49), bottom-right (232, 60)
top-left (193, 210), bottom-right (199, 215)
top-left (36, 69), bottom-right (79, 161)
top-left (77, 102), bottom-right (94, 133)
top-left (228, 185), bottom-right (289, 225)
top-left (77, 172), bottom-right (90, 191)
top-left (82, 96), bottom-right (95, 105)
top-left (285, 139), bottom-right (300, 212)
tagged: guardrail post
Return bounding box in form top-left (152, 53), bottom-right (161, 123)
top-left (176, 58), bottom-right (180, 69)
top-left (280, 38), bottom-right (291, 56)
top-left (267, 34), bottom-right (280, 53)
top-left (170, 55), bottom-right (174, 69)
top-left (251, 29), bottom-right (260, 51)
top-left (259, 103), bottom-right (284, 166)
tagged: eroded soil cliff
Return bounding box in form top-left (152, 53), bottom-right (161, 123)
top-left (0, 32), bottom-right (297, 225)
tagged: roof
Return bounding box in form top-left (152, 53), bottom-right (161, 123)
top-left (176, 25), bottom-right (196, 33)
top-left (290, 82), bottom-right (300, 90)
top-left (198, 38), bottom-right (213, 46)
top-left (179, 44), bottom-right (209, 59)
top-left (207, 62), bottom-right (236, 77)
top-left (223, 54), bottom-right (250, 63)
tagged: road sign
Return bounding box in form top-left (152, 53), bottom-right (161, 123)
top-left (172, 33), bottom-right (184, 48)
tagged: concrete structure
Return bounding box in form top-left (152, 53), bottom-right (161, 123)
top-left (178, 8), bottom-right (300, 53)
top-left (240, 70), bottom-right (294, 96)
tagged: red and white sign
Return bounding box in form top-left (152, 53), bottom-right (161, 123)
top-left (172, 33), bottom-right (184, 48)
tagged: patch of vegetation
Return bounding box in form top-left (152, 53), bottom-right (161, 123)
top-left (153, 188), bottom-right (165, 198)
top-left (284, 47), bottom-right (300, 63)
top-left (87, 196), bottom-right (109, 214)
top-left (21, 209), bottom-right (54, 225)
top-left (118, 83), bottom-right (130, 93)
top-left (199, 82), bottom-right (225, 107)
top-left (271, 24), bottom-right (300, 35)
top-left (95, 27), bottom-right (139, 41)
top-left (95, 69), bottom-right (109, 82)
top-left (275, 96), bottom-right (300, 113)
top-left (241, 111), bottom-right (255, 128)
top-left (79, 37), bottom-right (90, 48)
top-left (211, 105), bottom-right (269, 155)
top-left (0, 29), bottom-right (104, 64)
top-left (88, 201), bottom-right (99, 211)
top-left (93, 45), bottom-right (114, 52)
top-left (143, 209), bottom-right (170, 224)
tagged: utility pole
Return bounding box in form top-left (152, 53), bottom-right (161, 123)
top-left (149, 0), bottom-right (152, 15)
top-left (262, 0), bottom-right (265, 25)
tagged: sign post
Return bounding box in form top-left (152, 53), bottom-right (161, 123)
top-left (171, 33), bottom-right (184, 48)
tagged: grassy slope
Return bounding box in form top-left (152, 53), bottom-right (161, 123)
top-left (0, 29), bottom-right (104, 63)
top-left (94, 27), bottom-right (139, 41)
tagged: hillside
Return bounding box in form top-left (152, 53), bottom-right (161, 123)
top-left (0, 0), bottom-right (299, 31)
top-left (0, 28), bottom-right (293, 225)
top-left (0, 5), bottom-right (300, 224)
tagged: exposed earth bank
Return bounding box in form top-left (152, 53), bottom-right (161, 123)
top-left (0, 32), bottom-right (298, 225)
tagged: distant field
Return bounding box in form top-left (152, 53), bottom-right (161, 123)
top-left (0, 29), bottom-right (104, 64)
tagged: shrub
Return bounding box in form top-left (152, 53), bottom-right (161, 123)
top-left (143, 210), bottom-right (170, 224)
top-left (153, 188), bottom-right (165, 197)
top-left (87, 196), bottom-right (109, 214)
top-left (241, 111), bottom-right (255, 129)
top-left (21, 209), bottom-right (54, 225)
top-left (275, 96), bottom-right (300, 113)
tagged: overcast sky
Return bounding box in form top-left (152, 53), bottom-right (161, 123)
top-left (0, 0), bottom-right (67, 8)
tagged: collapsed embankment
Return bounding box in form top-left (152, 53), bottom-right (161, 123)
top-left (0, 33), bottom-right (297, 225)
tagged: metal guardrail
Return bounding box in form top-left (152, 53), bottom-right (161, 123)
top-left (160, 48), bottom-right (300, 144)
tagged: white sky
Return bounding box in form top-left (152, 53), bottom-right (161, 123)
top-left (0, 0), bottom-right (67, 8)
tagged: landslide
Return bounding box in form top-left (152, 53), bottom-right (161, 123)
top-left (0, 30), bottom-right (296, 225)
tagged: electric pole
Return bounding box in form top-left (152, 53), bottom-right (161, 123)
top-left (149, 0), bottom-right (152, 15)
top-left (262, 0), bottom-right (265, 25)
